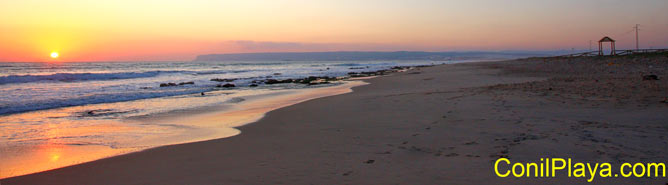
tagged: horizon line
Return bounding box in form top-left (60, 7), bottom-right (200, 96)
top-left (0, 49), bottom-right (653, 63)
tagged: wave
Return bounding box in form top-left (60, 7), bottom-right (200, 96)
top-left (332, 63), bottom-right (366, 66)
top-left (0, 88), bottom-right (208, 115)
top-left (331, 62), bottom-right (395, 67)
top-left (193, 70), bottom-right (251, 75)
top-left (0, 69), bottom-right (259, 85)
top-left (0, 71), bottom-right (184, 85)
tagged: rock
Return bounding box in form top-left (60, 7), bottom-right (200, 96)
top-left (211, 78), bottom-right (237, 82)
top-left (249, 84), bottom-right (258, 87)
top-left (217, 83), bottom-right (236, 88)
top-left (265, 79), bottom-right (279, 84)
top-left (642, 74), bottom-right (659, 81)
top-left (360, 71), bottom-right (377, 76)
top-left (293, 76), bottom-right (341, 85)
top-left (364, 160), bottom-right (375, 164)
top-left (296, 76), bottom-right (321, 84)
top-left (273, 73), bottom-right (282, 76)
top-left (265, 79), bottom-right (293, 84)
top-left (161, 82), bottom-right (195, 87)
top-left (160, 83), bottom-right (177, 87)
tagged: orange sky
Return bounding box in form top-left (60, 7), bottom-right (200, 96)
top-left (1, 0), bottom-right (667, 62)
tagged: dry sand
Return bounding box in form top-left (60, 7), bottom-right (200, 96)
top-left (3, 54), bottom-right (667, 184)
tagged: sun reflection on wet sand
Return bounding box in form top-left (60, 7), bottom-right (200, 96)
top-left (0, 115), bottom-right (138, 179)
top-left (0, 141), bottom-right (136, 179)
top-left (0, 80), bottom-right (367, 179)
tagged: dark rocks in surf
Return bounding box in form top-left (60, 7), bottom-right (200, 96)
top-left (216, 83), bottom-right (236, 88)
top-left (178, 81), bottom-right (195, 85)
top-left (346, 66), bottom-right (414, 78)
top-left (81, 109), bottom-right (133, 117)
top-left (160, 82), bottom-right (177, 87)
top-left (160, 81), bottom-right (194, 87)
top-left (265, 79), bottom-right (279, 84)
top-left (211, 78), bottom-right (237, 82)
top-left (294, 76), bottom-right (338, 85)
top-left (265, 79), bottom-right (293, 84)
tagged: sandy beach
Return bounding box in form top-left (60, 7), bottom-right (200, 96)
top-left (3, 54), bottom-right (667, 184)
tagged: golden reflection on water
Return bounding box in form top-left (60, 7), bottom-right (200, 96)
top-left (1, 113), bottom-right (138, 179)
top-left (0, 81), bottom-right (366, 179)
top-left (1, 139), bottom-right (135, 179)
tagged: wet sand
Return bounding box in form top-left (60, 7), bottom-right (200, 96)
top-left (3, 55), bottom-right (667, 184)
top-left (0, 81), bottom-right (366, 179)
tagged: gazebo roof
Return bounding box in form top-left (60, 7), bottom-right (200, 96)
top-left (599, 36), bottom-right (615, 42)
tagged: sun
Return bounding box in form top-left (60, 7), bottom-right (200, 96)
top-left (50, 52), bottom-right (59, 59)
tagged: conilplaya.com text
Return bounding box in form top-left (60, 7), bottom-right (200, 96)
top-left (494, 158), bottom-right (666, 182)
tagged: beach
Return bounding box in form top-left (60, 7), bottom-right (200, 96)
top-left (3, 54), bottom-right (668, 184)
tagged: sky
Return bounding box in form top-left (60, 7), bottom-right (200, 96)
top-left (0, 0), bottom-right (667, 62)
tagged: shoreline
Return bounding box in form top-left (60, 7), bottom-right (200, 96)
top-left (0, 62), bottom-right (420, 179)
top-left (4, 55), bottom-right (667, 184)
top-left (0, 80), bottom-right (369, 179)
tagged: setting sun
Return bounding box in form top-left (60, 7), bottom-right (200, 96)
top-left (50, 52), bottom-right (59, 59)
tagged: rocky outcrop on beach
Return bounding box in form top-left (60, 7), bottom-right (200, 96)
top-left (211, 78), bottom-right (237, 82)
top-left (159, 81), bottom-right (195, 87)
top-left (216, 83), bottom-right (236, 88)
top-left (265, 79), bottom-right (293, 84)
top-left (206, 65), bottom-right (421, 88)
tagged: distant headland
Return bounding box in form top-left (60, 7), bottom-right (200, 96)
top-left (193, 51), bottom-right (556, 61)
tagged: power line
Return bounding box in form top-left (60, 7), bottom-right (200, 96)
top-left (634, 24), bottom-right (640, 50)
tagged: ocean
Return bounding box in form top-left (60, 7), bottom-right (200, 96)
top-left (0, 61), bottom-right (432, 115)
top-left (0, 60), bottom-right (458, 178)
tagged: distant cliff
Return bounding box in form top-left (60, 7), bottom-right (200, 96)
top-left (193, 51), bottom-right (549, 61)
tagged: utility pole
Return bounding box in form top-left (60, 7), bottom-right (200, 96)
top-left (634, 24), bottom-right (639, 51)
top-left (589, 40), bottom-right (592, 51)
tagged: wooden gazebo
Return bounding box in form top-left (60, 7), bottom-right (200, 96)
top-left (598, 36), bottom-right (616, 55)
